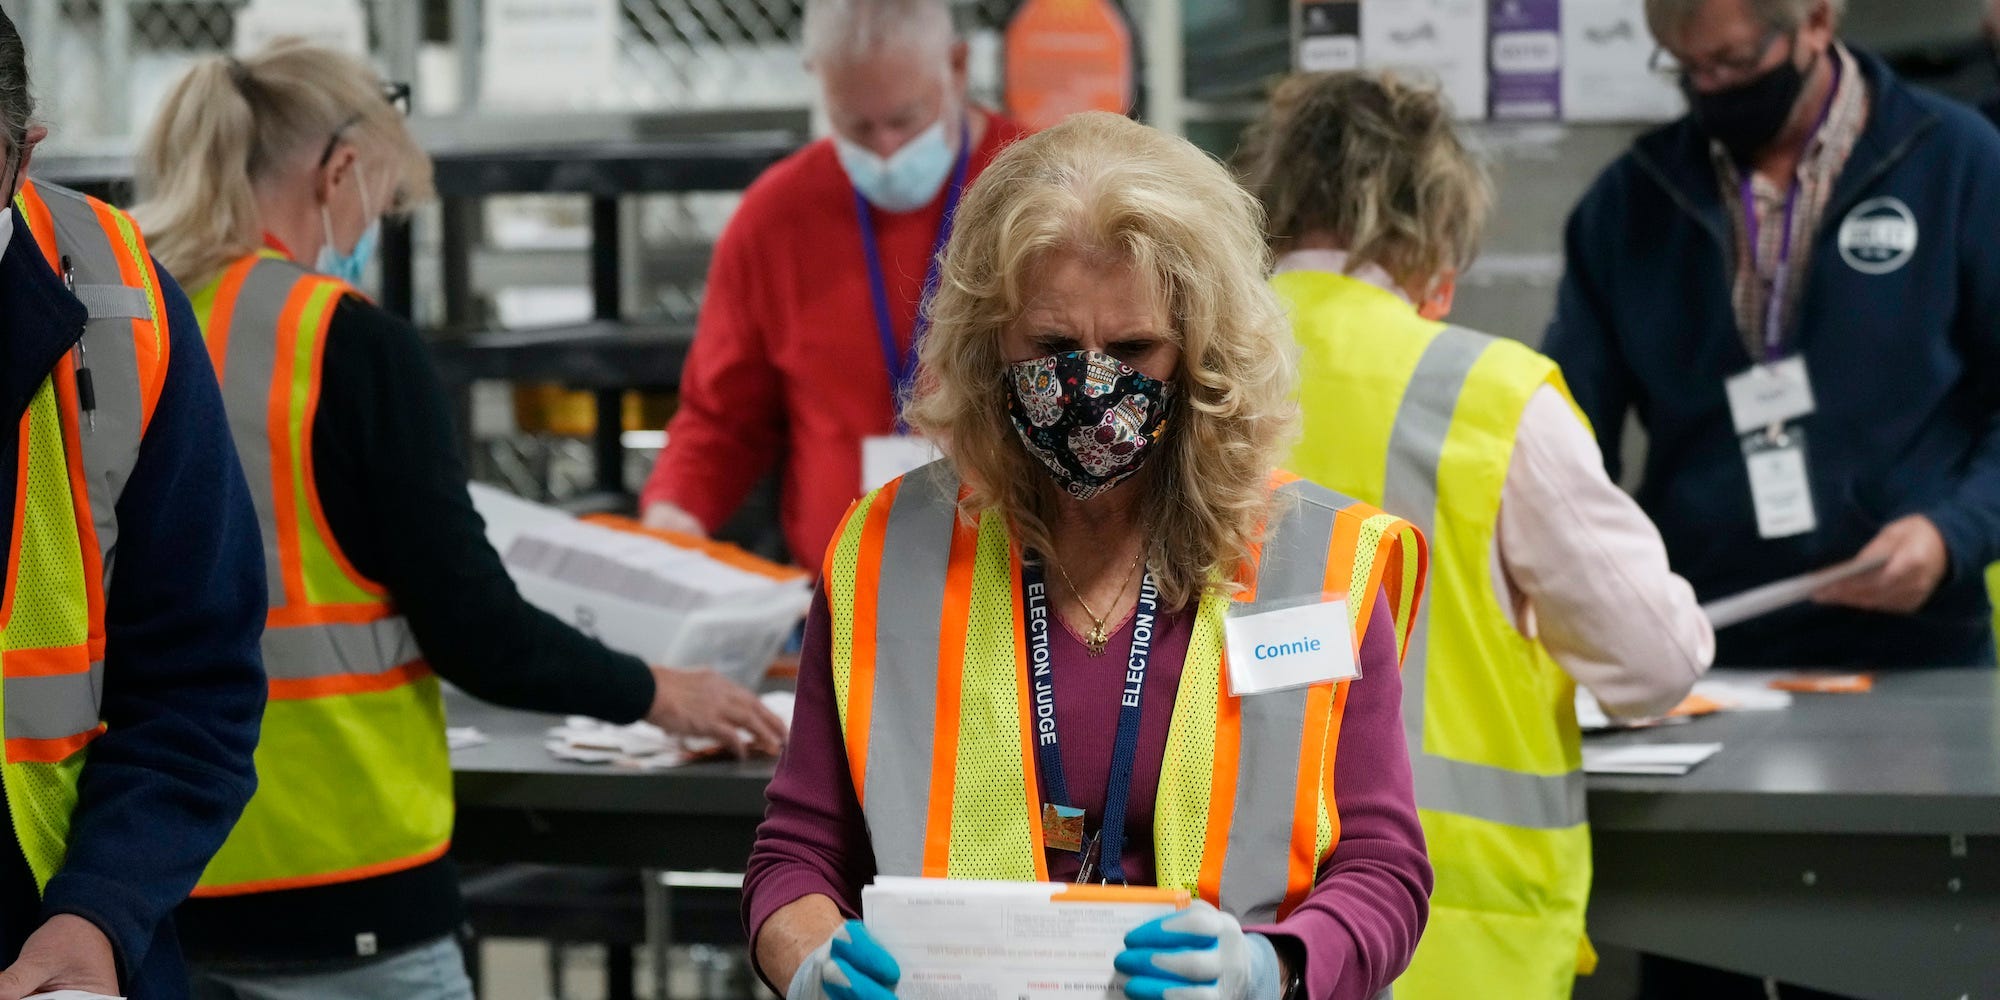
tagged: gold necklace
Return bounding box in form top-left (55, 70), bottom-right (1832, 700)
top-left (1049, 546), bottom-right (1145, 656)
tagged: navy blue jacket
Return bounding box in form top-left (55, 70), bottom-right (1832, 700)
top-left (1545, 50), bottom-right (2000, 667)
top-left (0, 208), bottom-right (266, 997)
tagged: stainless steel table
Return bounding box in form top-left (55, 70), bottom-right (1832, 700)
top-left (450, 668), bottom-right (2000, 1000)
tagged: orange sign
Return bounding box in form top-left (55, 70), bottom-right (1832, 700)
top-left (1003, 0), bottom-right (1136, 131)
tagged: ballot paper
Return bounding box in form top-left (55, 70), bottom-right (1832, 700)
top-left (1701, 557), bottom-right (1887, 630)
top-left (1583, 742), bottom-right (1722, 776)
top-left (863, 877), bottom-right (1189, 1000)
top-left (1577, 678), bottom-right (1794, 731)
top-left (445, 726), bottom-right (490, 751)
top-left (469, 484), bottom-right (811, 689)
top-left (544, 691), bottom-right (796, 769)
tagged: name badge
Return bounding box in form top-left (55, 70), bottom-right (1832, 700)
top-left (1743, 428), bottom-right (1816, 539)
top-left (1222, 600), bottom-right (1358, 697)
top-left (862, 435), bottom-right (941, 492)
top-left (1724, 356), bottom-right (1816, 436)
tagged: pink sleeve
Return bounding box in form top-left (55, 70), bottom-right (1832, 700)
top-left (1248, 593), bottom-right (1432, 1000)
top-left (1496, 385), bottom-right (1715, 718)
top-left (741, 589), bottom-right (875, 946)
top-left (640, 215), bottom-right (788, 529)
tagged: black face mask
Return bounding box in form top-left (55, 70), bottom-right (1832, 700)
top-left (1684, 43), bottom-right (1817, 163)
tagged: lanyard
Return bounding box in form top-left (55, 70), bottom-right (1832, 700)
top-left (1738, 53), bottom-right (1843, 364)
top-left (856, 118), bottom-right (973, 432)
top-left (1023, 558), bottom-right (1156, 885)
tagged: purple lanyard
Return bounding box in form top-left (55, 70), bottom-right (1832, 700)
top-left (855, 118), bottom-right (973, 432)
top-left (1740, 53), bottom-right (1842, 364)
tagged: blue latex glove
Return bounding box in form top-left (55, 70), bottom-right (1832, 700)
top-left (1115, 902), bottom-right (1283, 1000)
top-left (786, 920), bottom-right (900, 1000)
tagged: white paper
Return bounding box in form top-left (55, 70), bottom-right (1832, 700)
top-left (1223, 600), bottom-right (1357, 696)
top-left (863, 877), bottom-right (1185, 1000)
top-left (446, 726), bottom-right (490, 751)
top-left (26, 993), bottom-right (124, 1000)
top-left (1361, 0), bottom-right (1488, 120)
top-left (469, 484), bottom-right (811, 688)
top-left (1701, 557), bottom-right (1886, 629)
top-left (1559, 0), bottom-right (1686, 122)
top-left (1688, 678), bottom-right (1794, 712)
top-left (544, 692), bottom-right (794, 767)
top-left (482, 0), bottom-right (618, 109)
top-left (863, 435), bottom-right (941, 492)
top-left (1583, 742), bottom-right (1722, 775)
top-left (1745, 441), bottom-right (1817, 539)
top-left (1725, 357), bottom-right (1817, 435)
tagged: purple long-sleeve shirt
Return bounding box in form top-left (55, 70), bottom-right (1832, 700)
top-left (744, 587), bottom-right (1432, 1000)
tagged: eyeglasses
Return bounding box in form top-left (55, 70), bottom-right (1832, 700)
top-left (1649, 26), bottom-right (1789, 90)
top-left (316, 80), bottom-right (415, 169)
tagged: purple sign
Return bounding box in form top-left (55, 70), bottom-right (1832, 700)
top-left (1489, 0), bottom-right (1560, 120)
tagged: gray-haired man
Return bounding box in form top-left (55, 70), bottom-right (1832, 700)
top-left (637, 0), bottom-right (1024, 570)
top-left (1550, 0), bottom-right (2000, 986)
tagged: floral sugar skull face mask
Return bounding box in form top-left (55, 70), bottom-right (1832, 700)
top-left (1005, 350), bottom-right (1176, 500)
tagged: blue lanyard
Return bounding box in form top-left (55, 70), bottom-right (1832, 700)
top-left (1023, 559), bottom-right (1156, 885)
top-left (855, 118), bottom-right (973, 432)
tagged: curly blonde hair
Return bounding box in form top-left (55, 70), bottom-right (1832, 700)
top-left (903, 111), bottom-right (1298, 610)
top-left (1237, 70), bottom-right (1491, 292)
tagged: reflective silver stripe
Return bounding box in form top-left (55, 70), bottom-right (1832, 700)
top-left (3, 673), bottom-right (99, 741)
top-left (259, 617), bottom-right (421, 682)
top-left (1243, 478), bottom-right (1347, 615)
top-left (1382, 327), bottom-right (1588, 831)
top-left (71, 284), bottom-right (149, 320)
top-left (37, 183), bottom-right (148, 596)
top-left (217, 258), bottom-right (309, 610)
top-left (1219, 482), bottom-right (1335, 924)
top-left (28, 183), bottom-right (154, 742)
top-left (862, 461), bottom-right (960, 876)
top-left (1411, 754), bottom-right (1587, 832)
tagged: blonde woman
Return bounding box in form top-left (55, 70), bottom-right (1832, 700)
top-left (743, 112), bottom-right (1431, 1000)
top-left (1238, 71), bottom-right (1714, 999)
top-left (132, 41), bottom-right (783, 999)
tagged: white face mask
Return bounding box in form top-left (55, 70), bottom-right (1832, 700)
top-left (834, 111), bottom-right (961, 214)
top-left (0, 203), bottom-right (14, 264)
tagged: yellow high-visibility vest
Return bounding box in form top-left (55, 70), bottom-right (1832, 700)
top-left (187, 253), bottom-right (451, 897)
top-left (823, 461), bottom-right (1426, 922)
top-left (1, 180), bottom-right (169, 892)
top-left (1275, 269), bottom-right (1594, 999)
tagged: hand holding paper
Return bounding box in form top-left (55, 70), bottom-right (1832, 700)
top-left (0, 916), bottom-right (117, 1000)
top-left (1701, 555), bottom-right (1887, 629)
top-left (787, 921), bottom-right (899, 1000)
top-left (1812, 515), bottom-right (1950, 614)
top-left (1114, 903), bottom-right (1281, 1000)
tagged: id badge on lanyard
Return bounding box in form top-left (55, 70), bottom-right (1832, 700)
top-left (1022, 559), bottom-right (1153, 885)
top-left (1742, 425), bottom-right (1816, 539)
top-left (1727, 174), bottom-right (1819, 541)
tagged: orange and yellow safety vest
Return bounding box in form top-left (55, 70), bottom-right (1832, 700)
top-left (0, 179), bottom-right (170, 892)
top-left (824, 462), bottom-right (1426, 923)
top-left (187, 252), bottom-right (450, 897)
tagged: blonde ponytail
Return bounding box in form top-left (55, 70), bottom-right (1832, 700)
top-left (133, 39), bottom-right (435, 292)
top-left (132, 58), bottom-right (262, 290)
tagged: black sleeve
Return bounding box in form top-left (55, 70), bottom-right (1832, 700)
top-left (310, 295), bottom-right (655, 723)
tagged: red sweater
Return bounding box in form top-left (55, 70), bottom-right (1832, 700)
top-left (641, 110), bottom-right (1027, 566)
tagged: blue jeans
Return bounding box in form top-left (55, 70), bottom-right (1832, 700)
top-left (189, 935), bottom-right (475, 1000)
